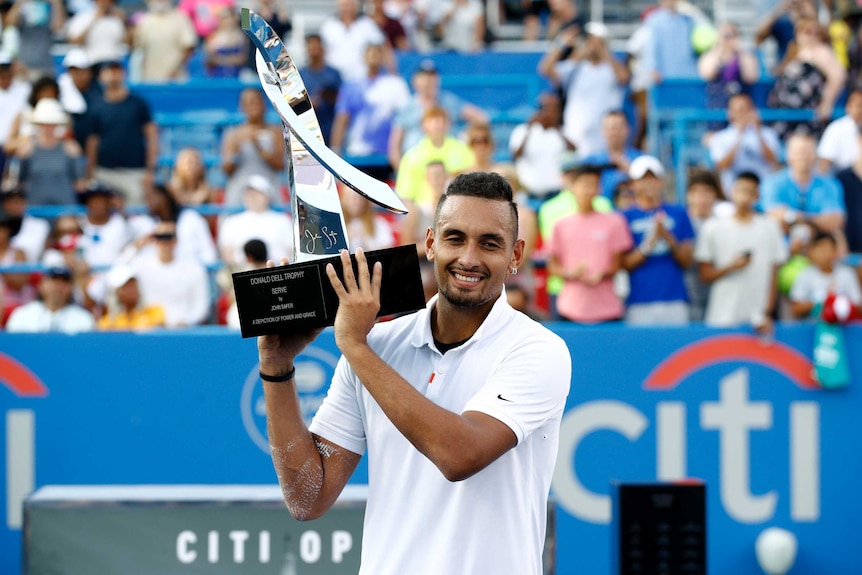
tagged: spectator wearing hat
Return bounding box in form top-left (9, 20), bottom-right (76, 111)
top-left (547, 161), bottom-right (633, 323)
top-left (77, 182), bottom-right (132, 269)
top-left (708, 94), bottom-right (781, 195)
top-left (395, 106), bottom-right (474, 208)
top-left (4, 75), bottom-right (59, 158)
top-left (133, 0), bottom-right (197, 82)
top-left (509, 91), bottom-right (574, 212)
top-left (538, 153), bottom-right (614, 318)
top-left (319, 0), bottom-right (386, 83)
top-left (17, 97), bottom-right (86, 206)
top-left (817, 88), bottom-right (862, 174)
top-left (583, 111), bottom-right (643, 202)
top-left (66, 0), bottom-right (129, 67)
top-left (221, 87), bottom-right (284, 206)
top-left (1, 185), bottom-right (48, 262)
top-left (222, 238), bottom-right (267, 328)
top-left (6, 0), bottom-right (66, 80)
top-left (388, 59), bottom-right (486, 169)
top-left (298, 34), bottom-right (342, 145)
top-left (621, 155), bottom-right (696, 325)
top-left (538, 21), bottom-right (629, 157)
top-left (86, 60), bottom-right (158, 206)
top-left (97, 264), bottom-right (165, 330)
top-left (330, 42), bottom-right (410, 180)
top-left (0, 55), bottom-right (31, 175)
top-left (5, 265), bottom-right (94, 332)
top-left (57, 48), bottom-right (102, 149)
top-left (0, 201), bottom-right (33, 321)
top-left (131, 218), bottom-right (209, 327)
top-left (696, 172), bottom-right (787, 330)
top-left (760, 132), bottom-right (846, 238)
top-left (218, 174), bottom-right (293, 269)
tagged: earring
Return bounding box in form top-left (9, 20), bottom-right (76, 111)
top-left (511, 267), bottom-right (518, 275)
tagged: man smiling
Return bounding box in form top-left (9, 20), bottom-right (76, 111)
top-left (255, 172), bottom-right (572, 574)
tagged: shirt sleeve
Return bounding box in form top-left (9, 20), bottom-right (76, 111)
top-left (309, 355), bottom-right (367, 455)
top-left (789, 268), bottom-right (812, 303)
top-left (814, 177), bottom-right (846, 214)
top-left (708, 130), bottom-right (732, 163)
top-left (673, 206), bottom-right (696, 243)
top-left (816, 122), bottom-right (839, 161)
top-left (694, 219), bottom-right (714, 263)
top-left (462, 330), bottom-right (572, 444)
top-left (759, 174), bottom-right (780, 212)
top-left (612, 213), bottom-right (635, 253)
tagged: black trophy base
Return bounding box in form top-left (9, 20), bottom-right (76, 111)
top-left (232, 244), bottom-right (426, 338)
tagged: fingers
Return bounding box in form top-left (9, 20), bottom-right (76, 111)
top-left (355, 248), bottom-right (370, 291)
top-left (325, 262), bottom-right (348, 298)
top-left (265, 258), bottom-right (290, 269)
top-left (371, 261), bottom-right (382, 300)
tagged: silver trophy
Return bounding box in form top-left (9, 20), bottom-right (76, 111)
top-left (232, 9), bottom-right (424, 337)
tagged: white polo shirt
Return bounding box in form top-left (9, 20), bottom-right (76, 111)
top-left (817, 114), bottom-right (860, 171)
top-left (309, 292), bottom-right (572, 575)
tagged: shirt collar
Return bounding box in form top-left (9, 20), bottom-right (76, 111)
top-left (409, 288), bottom-right (514, 351)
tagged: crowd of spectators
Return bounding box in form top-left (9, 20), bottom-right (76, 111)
top-left (1, 0), bottom-right (862, 334)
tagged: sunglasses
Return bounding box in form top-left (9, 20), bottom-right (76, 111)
top-left (153, 233), bottom-right (176, 241)
top-left (470, 138), bottom-right (490, 145)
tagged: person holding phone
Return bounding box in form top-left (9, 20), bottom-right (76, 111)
top-left (695, 171), bottom-right (787, 331)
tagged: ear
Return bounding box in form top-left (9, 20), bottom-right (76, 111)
top-left (510, 238), bottom-right (525, 272)
top-left (424, 227), bottom-right (435, 262)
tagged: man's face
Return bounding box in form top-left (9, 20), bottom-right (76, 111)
top-left (728, 95), bottom-right (753, 124)
top-left (686, 183), bottom-right (717, 215)
top-left (116, 278), bottom-right (140, 308)
top-left (2, 196), bottom-right (25, 217)
top-left (422, 114), bottom-right (449, 139)
top-left (731, 179), bottom-right (758, 210)
top-left (69, 67), bottom-right (93, 90)
top-left (99, 64), bottom-right (125, 89)
top-left (572, 172), bottom-right (600, 206)
top-left (40, 276), bottom-right (73, 308)
top-left (584, 34), bottom-right (605, 58)
top-left (412, 71), bottom-right (439, 97)
top-left (846, 92), bottom-right (862, 121)
top-left (306, 37), bottom-right (323, 60)
top-left (241, 90), bottom-right (265, 120)
top-left (86, 194), bottom-right (112, 219)
top-left (787, 136), bottom-right (816, 171)
top-left (603, 114), bottom-right (629, 147)
top-left (153, 221), bottom-right (177, 259)
top-left (365, 45), bottom-right (384, 69)
top-left (808, 238), bottom-right (836, 268)
top-left (426, 195), bottom-right (523, 310)
top-left (632, 173), bottom-right (663, 203)
top-left (0, 66), bottom-right (13, 89)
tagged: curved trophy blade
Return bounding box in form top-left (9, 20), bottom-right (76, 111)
top-left (241, 9), bottom-right (407, 216)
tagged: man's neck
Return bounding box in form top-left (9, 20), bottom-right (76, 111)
top-left (428, 134), bottom-right (446, 147)
top-left (431, 295), bottom-right (496, 344)
top-left (308, 58), bottom-right (324, 70)
top-left (734, 207), bottom-right (754, 222)
top-left (790, 167), bottom-right (812, 186)
top-left (607, 141), bottom-right (625, 154)
top-left (158, 253), bottom-right (174, 265)
top-left (44, 300), bottom-right (65, 313)
top-left (88, 213), bottom-right (109, 226)
top-left (103, 86), bottom-right (128, 102)
top-left (818, 262), bottom-right (834, 274)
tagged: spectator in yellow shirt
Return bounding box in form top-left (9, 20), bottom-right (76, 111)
top-left (97, 265), bottom-right (166, 331)
top-left (395, 106), bottom-right (474, 208)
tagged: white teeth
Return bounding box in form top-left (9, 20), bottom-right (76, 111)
top-left (454, 273), bottom-right (480, 283)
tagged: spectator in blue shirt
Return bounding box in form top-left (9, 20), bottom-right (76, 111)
top-left (583, 110), bottom-right (642, 202)
top-left (643, 0), bottom-right (699, 82)
top-left (329, 43), bottom-right (410, 180)
top-left (760, 132), bottom-right (846, 237)
top-left (621, 155), bottom-right (696, 325)
top-left (299, 34), bottom-right (342, 145)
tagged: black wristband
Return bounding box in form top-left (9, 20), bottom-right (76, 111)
top-left (259, 366), bottom-right (296, 383)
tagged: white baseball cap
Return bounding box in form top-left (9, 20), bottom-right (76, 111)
top-left (585, 22), bottom-right (609, 39)
top-left (628, 155), bottom-right (665, 180)
top-left (62, 48), bottom-right (92, 69)
top-left (245, 174), bottom-right (274, 199)
top-left (106, 265), bottom-right (136, 290)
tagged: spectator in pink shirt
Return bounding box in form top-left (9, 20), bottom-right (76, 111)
top-left (178, 0), bottom-right (234, 40)
top-left (547, 159), bottom-right (633, 322)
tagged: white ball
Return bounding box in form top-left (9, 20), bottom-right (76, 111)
top-left (755, 527), bottom-right (798, 575)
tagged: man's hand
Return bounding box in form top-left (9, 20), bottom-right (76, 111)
top-left (728, 253), bottom-right (752, 272)
top-left (257, 258), bottom-right (323, 374)
top-left (326, 249), bottom-right (382, 351)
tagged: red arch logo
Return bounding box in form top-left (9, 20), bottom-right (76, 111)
top-left (644, 334), bottom-right (819, 390)
top-left (0, 353), bottom-right (48, 397)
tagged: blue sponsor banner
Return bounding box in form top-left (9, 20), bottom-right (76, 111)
top-left (1, 325), bottom-right (860, 574)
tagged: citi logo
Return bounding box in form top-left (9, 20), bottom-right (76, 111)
top-left (1, 352), bottom-right (48, 530)
top-left (552, 335), bottom-right (821, 525)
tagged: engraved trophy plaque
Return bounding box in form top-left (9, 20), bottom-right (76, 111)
top-left (232, 9), bottom-right (425, 338)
